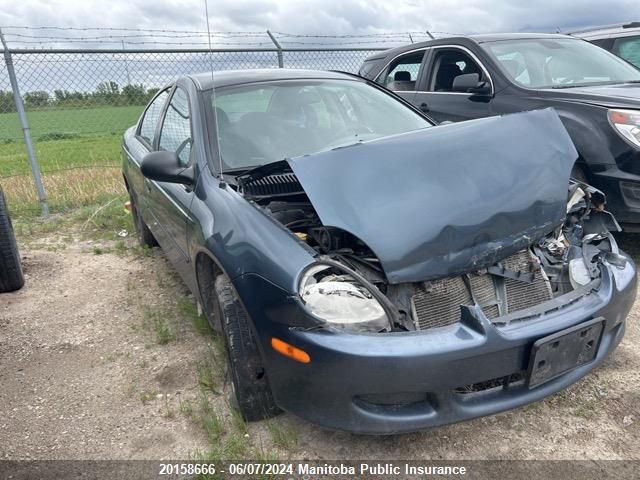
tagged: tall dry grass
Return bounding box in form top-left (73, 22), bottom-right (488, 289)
top-left (2, 166), bottom-right (126, 217)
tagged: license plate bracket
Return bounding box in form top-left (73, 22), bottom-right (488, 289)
top-left (527, 317), bottom-right (605, 389)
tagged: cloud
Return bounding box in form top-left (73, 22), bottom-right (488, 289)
top-left (0, 0), bottom-right (639, 48)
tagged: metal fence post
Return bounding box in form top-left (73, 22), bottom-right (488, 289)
top-left (0, 28), bottom-right (48, 216)
top-left (121, 40), bottom-right (131, 85)
top-left (267, 30), bottom-right (284, 68)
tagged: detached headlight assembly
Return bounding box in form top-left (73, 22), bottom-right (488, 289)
top-left (298, 264), bottom-right (391, 333)
top-left (608, 109), bottom-right (640, 148)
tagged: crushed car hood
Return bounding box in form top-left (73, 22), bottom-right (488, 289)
top-left (287, 108), bottom-right (578, 284)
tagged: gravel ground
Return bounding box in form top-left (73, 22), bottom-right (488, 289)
top-left (0, 237), bottom-right (639, 461)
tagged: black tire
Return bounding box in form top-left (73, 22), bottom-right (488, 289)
top-left (130, 194), bottom-right (157, 247)
top-left (0, 188), bottom-right (25, 293)
top-left (215, 275), bottom-right (280, 421)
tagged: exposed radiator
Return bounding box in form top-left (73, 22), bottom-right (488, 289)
top-left (411, 249), bottom-right (553, 331)
top-left (501, 250), bottom-right (554, 313)
top-left (411, 276), bottom-right (471, 330)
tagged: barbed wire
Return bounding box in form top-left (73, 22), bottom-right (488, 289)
top-left (0, 26), bottom-right (462, 48)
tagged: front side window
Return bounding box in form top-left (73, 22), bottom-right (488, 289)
top-left (613, 35), bottom-right (640, 68)
top-left (376, 51), bottom-right (426, 91)
top-left (429, 49), bottom-right (487, 92)
top-left (138, 89), bottom-right (169, 146)
top-left (158, 88), bottom-right (192, 167)
top-left (483, 38), bottom-right (640, 89)
top-left (208, 79), bottom-right (432, 170)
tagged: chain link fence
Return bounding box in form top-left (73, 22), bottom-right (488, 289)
top-left (0, 45), bottom-right (385, 215)
top-left (0, 48), bottom-right (384, 142)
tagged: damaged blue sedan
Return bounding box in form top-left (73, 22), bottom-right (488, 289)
top-left (122, 69), bottom-right (636, 434)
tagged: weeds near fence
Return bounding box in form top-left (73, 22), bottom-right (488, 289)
top-left (2, 165), bottom-right (125, 217)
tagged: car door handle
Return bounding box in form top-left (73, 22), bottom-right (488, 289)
top-left (420, 102), bottom-right (430, 113)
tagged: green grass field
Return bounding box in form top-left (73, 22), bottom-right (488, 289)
top-left (0, 133), bottom-right (122, 176)
top-left (0, 105), bottom-right (142, 143)
top-left (0, 105), bottom-right (139, 217)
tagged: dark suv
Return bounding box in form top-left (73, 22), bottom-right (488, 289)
top-left (359, 34), bottom-right (640, 227)
top-left (571, 22), bottom-right (640, 68)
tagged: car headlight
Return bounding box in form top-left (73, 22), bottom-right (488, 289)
top-left (299, 264), bottom-right (390, 333)
top-left (608, 109), bottom-right (640, 149)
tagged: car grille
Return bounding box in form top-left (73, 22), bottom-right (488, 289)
top-left (411, 249), bottom-right (552, 331)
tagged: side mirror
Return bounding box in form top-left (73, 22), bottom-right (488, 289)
top-left (141, 151), bottom-right (194, 185)
top-left (452, 73), bottom-right (491, 95)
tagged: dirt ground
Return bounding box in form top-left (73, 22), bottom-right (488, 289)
top-left (1, 235), bottom-right (639, 462)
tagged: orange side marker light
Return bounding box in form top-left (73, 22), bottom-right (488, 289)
top-left (271, 337), bottom-right (311, 364)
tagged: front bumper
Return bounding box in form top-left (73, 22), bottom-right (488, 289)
top-left (237, 258), bottom-right (636, 434)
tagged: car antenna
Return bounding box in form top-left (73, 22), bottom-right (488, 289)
top-left (203, 0), bottom-right (226, 188)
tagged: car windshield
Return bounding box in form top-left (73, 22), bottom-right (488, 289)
top-left (482, 38), bottom-right (640, 89)
top-left (205, 79), bottom-right (432, 170)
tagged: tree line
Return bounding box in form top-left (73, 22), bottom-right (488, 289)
top-left (0, 81), bottom-right (161, 112)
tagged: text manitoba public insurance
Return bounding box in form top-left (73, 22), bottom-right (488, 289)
top-left (299, 463), bottom-right (467, 476)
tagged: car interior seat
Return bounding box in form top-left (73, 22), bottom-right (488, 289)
top-left (435, 63), bottom-right (463, 91)
top-left (386, 70), bottom-right (416, 91)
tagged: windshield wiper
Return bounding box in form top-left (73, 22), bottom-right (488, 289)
top-left (549, 82), bottom-right (606, 89)
top-left (236, 159), bottom-right (291, 185)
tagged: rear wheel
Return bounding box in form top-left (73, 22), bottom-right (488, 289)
top-left (215, 275), bottom-right (280, 421)
top-left (0, 188), bottom-right (25, 293)
top-left (129, 194), bottom-right (157, 247)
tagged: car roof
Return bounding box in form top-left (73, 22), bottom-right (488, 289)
top-left (470, 32), bottom-right (571, 43)
top-left (569, 22), bottom-right (640, 40)
top-left (362, 33), bottom-right (575, 63)
top-left (188, 68), bottom-right (357, 90)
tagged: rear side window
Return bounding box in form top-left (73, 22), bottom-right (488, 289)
top-left (158, 88), bottom-right (192, 168)
top-left (613, 35), bottom-right (640, 68)
top-left (376, 51), bottom-right (426, 92)
top-left (138, 89), bottom-right (169, 146)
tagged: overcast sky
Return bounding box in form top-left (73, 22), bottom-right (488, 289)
top-left (1, 0), bottom-right (640, 48)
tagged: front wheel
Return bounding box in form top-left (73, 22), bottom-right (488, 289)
top-left (215, 275), bottom-right (280, 421)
